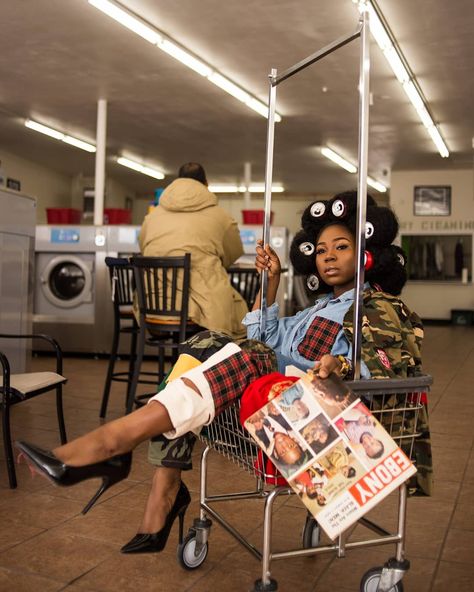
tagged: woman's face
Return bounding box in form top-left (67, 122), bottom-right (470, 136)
top-left (315, 224), bottom-right (356, 297)
top-left (274, 433), bottom-right (303, 465)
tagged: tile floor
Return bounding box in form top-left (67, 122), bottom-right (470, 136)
top-left (1, 324), bottom-right (474, 591)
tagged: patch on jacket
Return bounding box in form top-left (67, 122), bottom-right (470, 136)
top-left (297, 317), bottom-right (341, 361)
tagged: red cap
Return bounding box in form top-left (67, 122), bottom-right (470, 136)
top-left (239, 372), bottom-right (300, 486)
top-left (239, 372), bottom-right (299, 425)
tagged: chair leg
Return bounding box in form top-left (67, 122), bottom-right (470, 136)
top-left (55, 385), bottom-right (67, 444)
top-left (126, 329), bottom-right (145, 415)
top-left (2, 400), bottom-right (17, 488)
top-left (125, 325), bottom-right (138, 409)
top-left (99, 320), bottom-right (121, 419)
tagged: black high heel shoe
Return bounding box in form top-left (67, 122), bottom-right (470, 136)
top-left (121, 481), bottom-right (191, 554)
top-left (15, 441), bottom-right (132, 515)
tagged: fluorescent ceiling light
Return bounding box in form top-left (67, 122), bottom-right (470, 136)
top-left (321, 147), bottom-right (387, 192)
top-left (367, 176), bottom-right (387, 193)
top-left (25, 119), bottom-right (96, 152)
top-left (357, 1), bottom-right (449, 158)
top-left (209, 184), bottom-right (285, 193)
top-left (117, 156), bottom-right (164, 179)
top-left (88, 0), bottom-right (281, 121)
top-left (159, 39), bottom-right (211, 77)
top-left (321, 147), bottom-right (357, 173)
top-left (88, 0), bottom-right (160, 44)
top-left (62, 135), bottom-right (97, 153)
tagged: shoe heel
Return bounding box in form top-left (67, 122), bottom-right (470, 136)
top-left (82, 478), bottom-right (110, 515)
top-left (178, 505), bottom-right (188, 544)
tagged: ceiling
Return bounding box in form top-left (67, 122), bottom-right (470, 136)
top-left (0, 0), bottom-right (473, 197)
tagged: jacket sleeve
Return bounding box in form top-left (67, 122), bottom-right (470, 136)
top-left (343, 290), bottom-right (424, 379)
top-left (222, 219), bottom-right (244, 268)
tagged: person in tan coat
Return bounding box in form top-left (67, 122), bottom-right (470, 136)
top-left (122, 162), bottom-right (249, 553)
top-left (139, 162), bottom-right (248, 338)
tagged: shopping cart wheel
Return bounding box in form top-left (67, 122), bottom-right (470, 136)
top-left (177, 531), bottom-right (208, 570)
top-left (302, 515), bottom-right (321, 549)
top-left (360, 567), bottom-right (404, 592)
top-left (252, 577), bottom-right (278, 591)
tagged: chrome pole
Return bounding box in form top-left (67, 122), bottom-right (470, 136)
top-left (259, 69), bottom-right (278, 342)
top-left (352, 9), bottom-right (370, 379)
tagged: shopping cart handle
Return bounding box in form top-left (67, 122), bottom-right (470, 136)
top-left (346, 374), bottom-right (432, 396)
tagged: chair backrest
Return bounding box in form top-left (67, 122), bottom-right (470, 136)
top-left (227, 267), bottom-right (260, 310)
top-left (130, 254), bottom-right (192, 341)
top-left (105, 257), bottom-right (135, 307)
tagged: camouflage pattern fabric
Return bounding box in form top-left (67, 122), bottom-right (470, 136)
top-left (148, 331), bottom-right (277, 469)
top-left (344, 289), bottom-right (432, 496)
top-left (343, 289), bottom-right (423, 379)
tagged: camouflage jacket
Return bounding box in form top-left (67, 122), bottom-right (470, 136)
top-left (343, 289), bottom-right (424, 379)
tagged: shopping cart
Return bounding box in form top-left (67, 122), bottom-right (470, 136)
top-left (176, 374), bottom-right (432, 592)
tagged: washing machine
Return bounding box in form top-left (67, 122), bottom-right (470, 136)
top-left (33, 225), bottom-right (108, 353)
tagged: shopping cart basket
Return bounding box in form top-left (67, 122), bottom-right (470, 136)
top-left (176, 374), bottom-right (432, 592)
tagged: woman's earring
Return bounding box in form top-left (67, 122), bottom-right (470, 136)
top-left (364, 250), bottom-right (374, 271)
top-left (306, 274), bottom-right (320, 291)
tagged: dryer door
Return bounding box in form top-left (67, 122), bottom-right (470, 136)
top-left (41, 255), bottom-right (93, 309)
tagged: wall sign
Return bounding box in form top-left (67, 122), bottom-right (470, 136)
top-left (6, 178), bottom-right (21, 191)
top-left (414, 185), bottom-right (451, 216)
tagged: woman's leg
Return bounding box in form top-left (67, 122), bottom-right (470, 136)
top-left (137, 433), bottom-right (195, 533)
top-left (52, 401), bottom-right (174, 466)
top-left (139, 467), bottom-right (182, 533)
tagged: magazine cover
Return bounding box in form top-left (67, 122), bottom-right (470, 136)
top-left (243, 372), bottom-right (417, 539)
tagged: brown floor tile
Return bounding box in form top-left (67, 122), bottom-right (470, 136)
top-left (432, 560), bottom-right (474, 592)
top-left (0, 566), bottom-right (63, 592)
top-left (441, 528), bottom-right (474, 564)
top-left (0, 530), bottom-right (115, 583)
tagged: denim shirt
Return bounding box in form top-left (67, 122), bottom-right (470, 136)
top-left (242, 285), bottom-right (371, 377)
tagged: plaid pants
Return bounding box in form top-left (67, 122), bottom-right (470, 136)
top-left (148, 330), bottom-right (277, 469)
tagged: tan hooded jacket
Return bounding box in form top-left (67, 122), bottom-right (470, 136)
top-left (139, 178), bottom-right (248, 338)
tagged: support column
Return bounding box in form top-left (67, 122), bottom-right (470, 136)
top-left (93, 99), bottom-right (107, 226)
top-left (243, 161), bottom-right (252, 209)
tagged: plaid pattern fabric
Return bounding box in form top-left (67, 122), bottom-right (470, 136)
top-left (297, 316), bottom-right (341, 360)
top-left (204, 348), bottom-right (276, 416)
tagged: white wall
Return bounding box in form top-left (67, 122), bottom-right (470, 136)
top-left (390, 169), bottom-right (474, 319)
top-left (0, 148), bottom-right (71, 223)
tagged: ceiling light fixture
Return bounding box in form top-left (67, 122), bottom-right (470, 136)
top-left (321, 147), bottom-right (387, 192)
top-left (321, 147), bottom-right (357, 174)
top-left (356, 1), bottom-right (449, 158)
top-left (25, 119), bottom-right (96, 152)
top-left (88, 0), bottom-right (281, 122)
top-left (117, 156), bottom-right (164, 179)
top-left (209, 184), bottom-right (285, 194)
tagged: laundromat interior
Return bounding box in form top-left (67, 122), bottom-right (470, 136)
top-left (1, 1), bottom-right (474, 591)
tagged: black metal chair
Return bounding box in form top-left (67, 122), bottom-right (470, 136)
top-left (0, 333), bottom-right (67, 488)
top-left (127, 254), bottom-right (201, 413)
top-left (227, 267), bottom-right (260, 310)
top-left (99, 257), bottom-right (160, 419)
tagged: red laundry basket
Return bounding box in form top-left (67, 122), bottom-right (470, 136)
top-left (46, 208), bottom-right (82, 224)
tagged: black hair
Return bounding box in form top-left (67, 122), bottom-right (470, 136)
top-left (290, 190), bottom-right (407, 296)
top-left (346, 466), bottom-right (356, 479)
top-left (178, 162), bottom-right (207, 185)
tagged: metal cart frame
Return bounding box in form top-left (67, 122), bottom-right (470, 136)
top-left (176, 7), bottom-right (432, 591)
top-left (178, 375), bottom-right (431, 591)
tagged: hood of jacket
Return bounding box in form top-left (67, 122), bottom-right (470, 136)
top-left (159, 178), bottom-right (218, 212)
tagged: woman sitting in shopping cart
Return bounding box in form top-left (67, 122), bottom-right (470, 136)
top-left (15, 190), bottom-right (431, 556)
